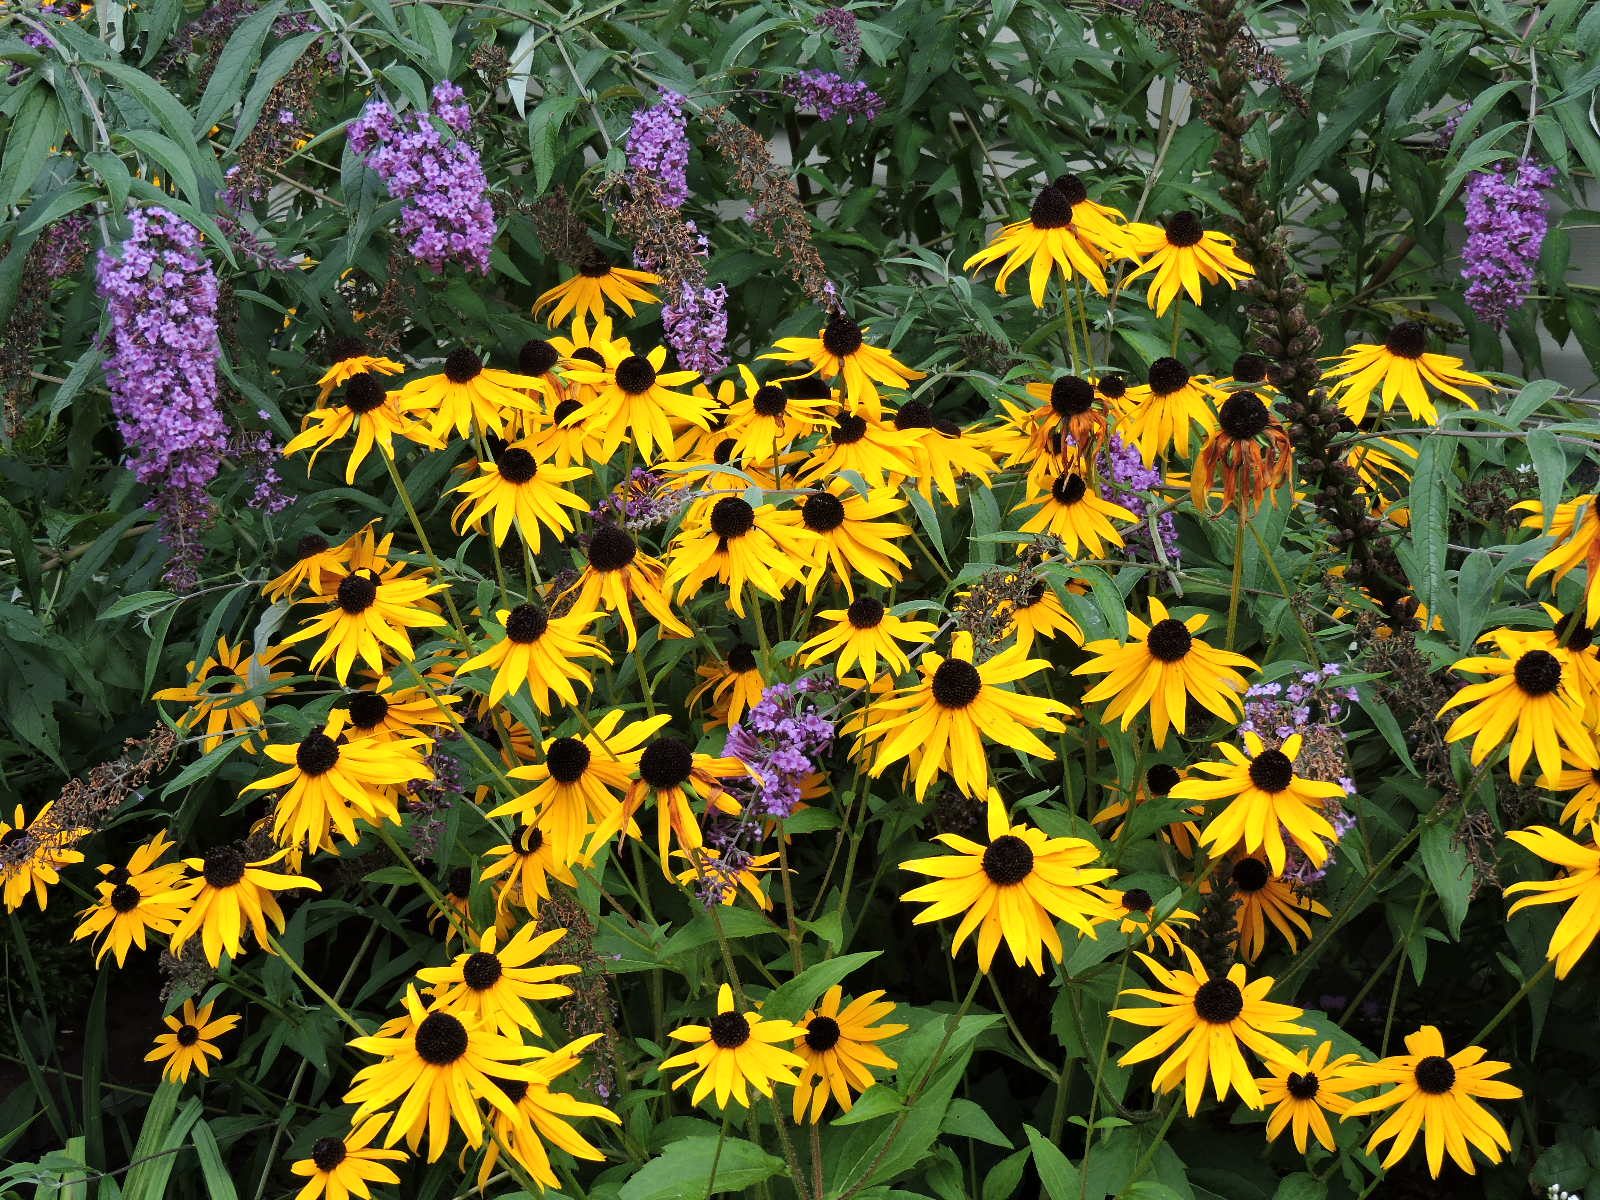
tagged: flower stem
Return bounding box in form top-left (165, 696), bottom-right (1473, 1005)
top-left (1472, 959), bottom-right (1554, 1044)
top-left (264, 934), bottom-right (365, 1036)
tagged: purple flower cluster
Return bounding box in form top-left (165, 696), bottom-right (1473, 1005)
top-left (722, 678), bottom-right (836, 819)
top-left (1461, 158), bottom-right (1557, 329)
top-left (589, 468), bottom-right (684, 529)
top-left (1240, 662), bottom-right (1360, 741)
top-left (781, 70), bottom-right (883, 124)
top-left (230, 425), bottom-right (293, 514)
top-left (663, 282), bottom-right (730, 376)
top-left (37, 212), bottom-right (90, 278)
top-left (691, 819), bottom-right (757, 908)
top-left (814, 7), bottom-right (862, 71)
top-left (1283, 802), bottom-right (1357, 891)
top-left (1097, 433), bottom-right (1179, 566)
top-left (347, 82), bottom-right (495, 273)
top-left (626, 91), bottom-right (690, 209)
top-left (96, 207), bottom-right (228, 590)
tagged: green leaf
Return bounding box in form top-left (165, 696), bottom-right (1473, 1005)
top-left (762, 951), bottom-right (881, 1022)
top-left (618, 1135), bottom-right (784, 1200)
top-left (1271, 1173), bottom-right (1328, 1200)
top-left (942, 1098), bottom-right (1012, 1148)
top-left (1419, 822), bottom-right (1472, 939)
top-left (1406, 436), bottom-right (1452, 633)
top-left (1025, 1124), bottom-right (1080, 1199)
top-left (192, 0), bottom-right (285, 136)
top-left (982, 1148), bottom-right (1031, 1200)
top-left (96, 62), bottom-right (207, 159)
top-left (118, 129), bottom-right (202, 204)
top-left (0, 84), bottom-right (62, 208)
top-left (190, 1121), bottom-right (239, 1200)
top-left (407, 3), bottom-right (454, 76)
top-left (528, 92), bottom-right (582, 196)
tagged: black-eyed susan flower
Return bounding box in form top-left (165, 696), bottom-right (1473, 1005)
top-left (673, 848), bottom-right (780, 909)
top-left (417, 924), bottom-right (577, 1037)
top-left (720, 365), bottom-right (832, 461)
top-left (857, 632), bottom-right (1074, 800)
top-left (284, 371), bottom-right (439, 484)
top-left (392, 348), bottom-right (546, 443)
top-left (449, 441), bottom-right (590, 550)
top-left (515, 334), bottom-right (566, 407)
top-left (1086, 885), bottom-right (1195, 955)
top-left (1191, 390), bottom-right (1293, 515)
top-left (1118, 357), bottom-right (1221, 464)
top-left (900, 791), bottom-right (1112, 972)
top-left (1505, 824), bottom-right (1600, 978)
top-left (280, 566), bottom-right (446, 685)
top-left (791, 986), bottom-right (907, 1122)
top-left (289, 1115), bottom-right (407, 1200)
top-left (1120, 210), bottom-right (1253, 316)
top-left (340, 675), bottom-right (458, 744)
top-left (1514, 606), bottom-right (1600, 726)
top-left (762, 312), bottom-right (926, 416)
top-left (1343, 1025), bottom-right (1521, 1177)
top-left (472, 1035), bottom-right (619, 1191)
top-left (73, 830), bottom-right (194, 966)
top-left (1255, 1043), bottom-right (1363, 1154)
top-left (1179, 733), bottom-right (1347, 875)
top-left (1021, 373), bottom-right (1110, 470)
top-left (244, 715), bottom-right (430, 853)
top-left (168, 845), bottom-right (320, 966)
top-left (1074, 599), bottom-right (1256, 749)
top-left (660, 982), bottom-right (807, 1109)
top-left (145, 998), bottom-right (239, 1083)
top-left (1111, 945), bottom-right (1311, 1115)
top-left (563, 337), bottom-right (713, 463)
top-left (794, 484), bottom-right (913, 599)
top-left (344, 985), bottom-right (542, 1163)
top-left (1221, 855), bottom-right (1329, 961)
top-left (153, 635), bottom-right (291, 753)
top-left (1005, 580), bottom-right (1083, 653)
top-left (799, 597), bottom-right (938, 683)
top-left (458, 603), bottom-right (610, 713)
top-left (1016, 471), bottom-right (1135, 558)
top-left (262, 522), bottom-right (395, 604)
top-left (1547, 745), bottom-right (1600, 828)
top-left (1438, 631), bottom-right (1598, 782)
top-left (533, 252), bottom-right (660, 327)
top-left (315, 339), bottom-right (403, 402)
top-left (1091, 763), bottom-right (1203, 857)
top-left (665, 495), bottom-right (816, 616)
top-left (962, 178), bottom-right (1119, 301)
top-left (798, 408), bottom-right (920, 487)
top-left (688, 642), bottom-right (767, 728)
top-left (481, 822), bottom-right (578, 913)
top-left (604, 732), bottom-right (747, 874)
top-left (0, 802), bottom-right (86, 912)
top-left (1323, 321), bottom-right (1492, 425)
top-left (561, 523), bottom-right (693, 650)
top-left (891, 402), bottom-right (1000, 506)
top-left (1515, 493), bottom-right (1600, 625)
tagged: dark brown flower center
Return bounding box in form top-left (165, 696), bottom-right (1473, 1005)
top-left (981, 834), bottom-right (1034, 885)
top-left (1384, 322), bottom-right (1427, 359)
top-left (1248, 750), bottom-right (1294, 793)
top-left (833, 414), bottom-right (867, 444)
top-left (498, 447), bottom-right (539, 484)
top-left (1121, 888), bottom-right (1153, 913)
top-left (805, 1015), bottom-right (842, 1051)
top-left (578, 251), bottom-right (612, 277)
top-left (1145, 618), bottom-right (1192, 662)
top-left (1096, 373), bottom-right (1127, 400)
top-left (1286, 1071), bottom-right (1320, 1101)
top-left (444, 347), bottom-right (483, 383)
top-left (110, 883), bottom-right (142, 912)
top-left (847, 596), bottom-right (885, 629)
top-left (787, 375), bottom-right (833, 400)
top-left (1030, 185), bottom-right (1072, 230)
top-left (295, 533), bottom-right (330, 560)
top-left (639, 737), bottom-right (694, 789)
top-left (1163, 211), bottom-right (1204, 247)
top-left (587, 524), bottom-right (637, 572)
top-left (296, 732), bottom-right (340, 776)
top-left (519, 338), bottom-right (559, 375)
top-left (615, 355), bottom-right (656, 395)
top-left (202, 847), bottom-right (247, 889)
top-left (1231, 354), bottom-right (1268, 384)
top-left (336, 570), bottom-right (379, 614)
top-left (1193, 978), bottom-right (1244, 1024)
top-left (344, 373), bottom-right (387, 414)
top-left (1556, 611), bottom-right (1595, 652)
top-left (546, 736), bottom-right (592, 784)
top-left (802, 492), bottom-right (846, 533)
top-left (346, 690), bottom-right (390, 730)
top-left (513, 826), bottom-right (544, 855)
top-left (1146, 763), bottom-right (1180, 795)
top-left (1514, 649), bottom-right (1562, 696)
top-left (176, 1023), bottom-right (201, 1047)
top-left (1147, 357), bottom-right (1189, 396)
top-left (727, 643), bottom-right (758, 673)
top-left (1414, 1055), bottom-right (1455, 1094)
top-left (1051, 173), bottom-right (1089, 206)
top-left (446, 866), bottom-right (472, 898)
top-left (709, 496), bottom-right (755, 540)
top-left (1218, 391), bottom-right (1271, 441)
top-left (893, 400), bottom-right (934, 430)
top-left (752, 385), bottom-right (788, 417)
top-left (310, 1137), bottom-right (347, 1172)
top-left (822, 314), bottom-right (863, 358)
top-left (1052, 474), bottom-right (1089, 505)
top-left (462, 951), bottom-right (503, 991)
top-left (709, 1011), bottom-right (751, 1049)
top-left (1231, 857), bottom-right (1270, 892)
top-left (1050, 375), bottom-right (1094, 416)
top-left (552, 399), bottom-right (582, 424)
top-left (931, 659), bottom-right (983, 708)
top-left (414, 1012), bottom-right (469, 1064)
top-left (505, 604), bottom-right (549, 644)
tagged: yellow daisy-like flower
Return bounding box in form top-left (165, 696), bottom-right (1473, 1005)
top-left (799, 597), bottom-right (939, 683)
top-left (1111, 944), bottom-right (1311, 1115)
top-left (1090, 763), bottom-right (1203, 858)
top-left (665, 494), bottom-right (817, 616)
top-left (660, 982), bottom-right (807, 1109)
top-left (72, 830), bottom-right (194, 966)
top-left (560, 522), bottom-right (693, 651)
top-left (1004, 579), bottom-right (1083, 654)
top-left (798, 407), bottom-right (921, 488)
top-left (168, 845), bottom-right (320, 966)
top-left (1073, 599), bottom-right (1256, 748)
top-left (244, 714), bottom-right (430, 853)
top-left (900, 791), bottom-right (1113, 972)
top-left (720, 365), bottom-right (833, 461)
top-left (1512, 606), bottom-right (1600, 727)
top-left (279, 566), bottom-right (446, 685)
top-left (1504, 824), bottom-right (1600, 978)
top-left (1117, 357), bottom-right (1222, 464)
top-left (1545, 743), bottom-right (1600, 828)
top-left (153, 635), bottom-right (291, 753)
top-left (605, 732), bottom-right (747, 874)
top-left (144, 998), bottom-right (240, 1083)
top-left (962, 176), bottom-right (1123, 301)
top-left (857, 632), bottom-right (1075, 801)
top-left (1438, 631), bottom-right (1599, 782)
top-left (262, 522), bottom-right (394, 604)
top-left (687, 642), bottom-right (767, 728)
top-left (1019, 372), bottom-right (1111, 472)
top-left (339, 674), bottom-right (458, 744)
top-left (674, 848), bottom-right (781, 909)
top-left (458, 603), bottom-right (611, 713)
top-left (284, 370), bottom-right (439, 484)
top-left (481, 822), bottom-right (578, 914)
top-left (417, 924), bottom-right (578, 1037)
top-left (533, 253), bottom-right (660, 327)
top-left (472, 1034), bottom-right (619, 1192)
top-left (344, 985), bottom-right (542, 1163)
top-left (288, 1115), bottom-right (408, 1200)
top-left (1343, 1025), bottom-right (1521, 1177)
top-left (1191, 390), bottom-right (1295, 516)
top-left (1322, 321), bottom-right (1492, 426)
top-left (1119, 210), bottom-right (1253, 316)
top-left (315, 344), bottom-right (403, 402)
top-left (391, 348), bottom-right (547, 442)
top-left (793, 483), bottom-right (913, 599)
top-left (0, 802), bottom-right (87, 912)
top-left (791, 986), bottom-right (907, 1122)
top-left (1178, 733), bottom-right (1347, 875)
top-left (762, 312), bottom-right (926, 417)
top-left (1514, 493), bottom-right (1600, 625)
top-left (1254, 1042), bottom-right (1364, 1154)
top-left (1086, 885), bottom-right (1196, 956)
top-left (1221, 855), bottom-right (1330, 961)
top-left (1016, 471), bottom-right (1135, 558)
top-left (891, 403), bottom-right (1000, 506)
top-left (563, 339), bottom-right (713, 463)
top-left (449, 441), bottom-right (590, 550)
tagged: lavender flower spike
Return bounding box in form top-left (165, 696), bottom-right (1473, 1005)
top-left (1461, 158), bottom-right (1557, 330)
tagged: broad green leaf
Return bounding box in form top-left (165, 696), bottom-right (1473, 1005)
top-left (618, 1135), bottom-right (784, 1200)
top-left (762, 951), bottom-right (880, 1021)
top-left (191, 0), bottom-right (286, 135)
top-left (0, 84), bottom-right (62, 208)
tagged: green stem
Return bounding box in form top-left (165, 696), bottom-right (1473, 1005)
top-left (382, 451), bottom-right (471, 643)
top-left (264, 935), bottom-right (364, 1036)
top-left (1472, 959), bottom-right (1555, 1044)
top-left (1225, 505), bottom-right (1247, 650)
top-left (1117, 1097), bottom-right (1182, 1197)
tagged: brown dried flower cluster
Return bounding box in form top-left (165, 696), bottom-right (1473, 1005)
top-left (594, 172), bottom-right (710, 300)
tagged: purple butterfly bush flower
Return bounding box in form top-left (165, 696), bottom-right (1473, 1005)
top-left (347, 81), bottom-right (495, 273)
top-left (722, 678), bottom-right (837, 819)
top-left (96, 207), bottom-right (229, 590)
top-left (663, 281), bottom-right (730, 376)
top-left (782, 69), bottom-right (883, 124)
top-left (626, 90), bottom-right (690, 209)
top-left (1097, 433), bottom-right (1179, 567)
top-left (814, 7), bottom-right (862, 71)
top-left (1460, 158), bottom-right (1557, 330)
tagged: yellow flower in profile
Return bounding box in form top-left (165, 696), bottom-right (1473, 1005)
top-left (1254, 1043), bottom-right (1364, 1153)
top-left (1086, 886), bottom-right (1196, 956)
top-left (720, 365), bottom-right (833, 461)
top-left (1091, 763), bottom-right (1202, 857)
top-left (1438, 631), bottom-right (1598, 782)
top-left (0, 802), bottom-right (86, 912)
top-left (857, 632), bottom-right (1074, 800)
top-left (1514, 493), bottom-right (1600, 625)
top-left (1180, 733), bottom-right (1347, 875)
top-left (288, 1115), bottom-right (407, 1200)
top-left (339, 675), bottom-right (459, 744)
top-left (1322, 321), bottom-right (1492, 425)
top-left (660, 982), bottom-right (807, 1109)
top-left (417, 924), bottom-right (577, 1037)
top-left (564, 338), bottom-right (716, 463)
top-left (687, 642), bottom-right (767, 728)
top-left (262, 522), bottom-right (394, 603)
top-left (793, 483), bottom-right (913, 599)
top-left (168, 845), bottom-right (320, 966)
top-left (533, 252), bottom-right (660, 327)
top-left (73, 831), bottom-right (194, 966)
top-left (900, 791), bottom-right (1112, 972)
top-left (665, 495), bottom-right (816, 616)
top-left (798, 408), bottom-right (920, 488)
top-left (791, 986), bottom-right (906, 1122)
top-left (279, 566), bottom-right (446, 685)
top-left (962, 176), bottom-right (1122, 301)
top-left (344, 985), bottom-right (542, 1163)
top-left (1117, 357), bottom-right (1221, 464)
top-left (891, 402), bottom-right (1000, 506)
top-left (1119, 211), bottom-right (1253, 316)
top-left (145, 998), bottom-right (239, 1083)
top-left (560, 523), bottom-right (693, 651)
top-left (1343, 1025), bottom-right (1521, 1177)
top-left (472, 1034), bottom-right (619, 1192)
top-left (1504, 824), bottom-right (1600, 977)
top-left (481, 822), bottom-right (578, 914)
top-left (284, 370), bottom-right (439, 484)
top-left (315, 342), bottom-right (403, 402)
top-left (1220, 855), bottom-right (1330, 960)
top-left (458, 603), bottom-right (611, 713)
top-left (153, 635), bottom-right (291, 753)
top-left (1073, 599), bottom-right (1256, 748)
top-left (1004, 579), bottom-right (1083, 653)
top-left (1111, 945), bottom-right (1311, 1115)
top-left (799, 597), bottom-right (938, 683)
top-left (1016, 471), bottom-right (1135, 557)
top-left (449, 441), bottom-right (590, 550)
top-left (1546, 743), bottom-right (1600, 828)
top-left (605, 732), bottom-right (747, 874)
top-left (391, 348), bottom-right (546, 442)
top-left (762, 312), bottom-right (926, 417)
